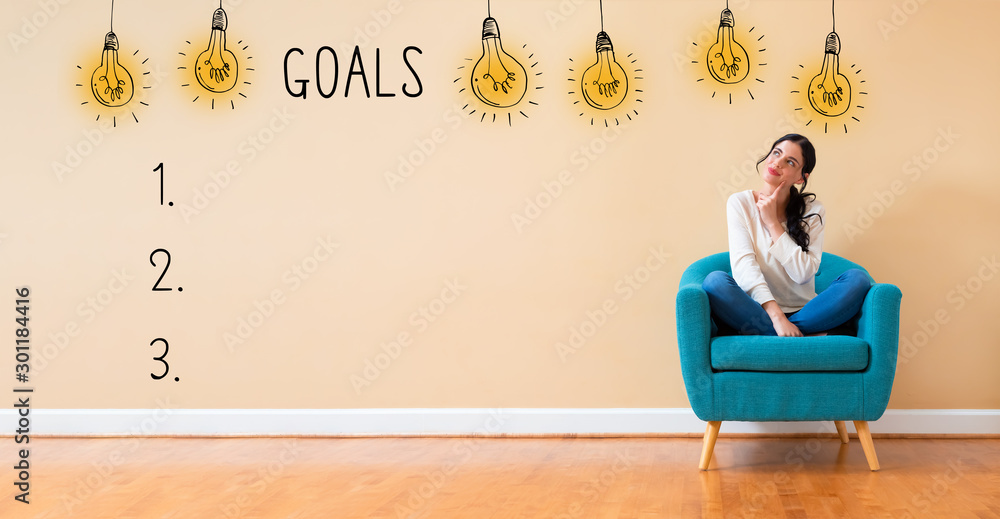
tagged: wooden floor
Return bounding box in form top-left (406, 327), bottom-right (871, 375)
top-left (4, 436), bottom-right (999, 518)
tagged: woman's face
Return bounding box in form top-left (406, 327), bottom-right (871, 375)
top-left (763, 140), bottom-right (806, 188)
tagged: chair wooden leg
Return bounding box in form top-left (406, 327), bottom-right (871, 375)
top-left (853, 420), bottom-right (880, 471)
top-left (699, 421), bottom-right (722, 470)
top-left (834, 421), bottom-right (850, 444)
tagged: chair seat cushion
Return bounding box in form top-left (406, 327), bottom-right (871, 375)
top-left (710, 335), bottom-right (870, 372)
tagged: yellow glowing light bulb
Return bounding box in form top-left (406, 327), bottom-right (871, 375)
top-left (471, 17), bottom-right (527, 108)
top-left (91, 31), bottom-right (134, 108)
top-left (706, 8), bottom-right (750, 84)
top-left (195, 7), bottom-right (238, 93)
top-left (581, 31), bottom-right (628, 110)
top-left (808, 31), bottom-right (851, 117)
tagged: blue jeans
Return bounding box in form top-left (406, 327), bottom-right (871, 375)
top-left (702, 269), bottom-right (872, 336)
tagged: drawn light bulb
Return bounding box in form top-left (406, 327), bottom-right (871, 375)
top-left (581, 31), bottom-right (628, 110)
top-left (195, 7), bottom-right (238, 93)
top-left (808, 31), bottom-right (851, 117)
top-left (707, 8), bottom-right (750, 84)
top-left (471, 17), bottom-right (527, 108)
top-left (91, 31), bottom-right (134, 108)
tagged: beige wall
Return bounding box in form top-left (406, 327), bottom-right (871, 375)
top-left (3, 0), bottom-right (997, 410)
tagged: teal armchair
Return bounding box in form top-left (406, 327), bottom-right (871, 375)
top-left (676, 252), bottom-right (902, 471)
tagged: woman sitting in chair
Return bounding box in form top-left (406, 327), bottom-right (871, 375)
top-left (703, 134), bottom-right (871, 336)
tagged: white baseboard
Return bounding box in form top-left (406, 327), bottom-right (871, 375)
top-left (3, 408), bottom-right (998, 437)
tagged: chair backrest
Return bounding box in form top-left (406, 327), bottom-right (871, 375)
top-left (686, 252), bottom-right (871, 291)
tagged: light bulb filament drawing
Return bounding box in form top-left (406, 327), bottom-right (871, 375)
top-left (591, 49), bottom-right (620, 97)
top-left (582, 31), bottom-right (628, 110)
top-left (791, 0), bottom-right (866, 133)
top-left (707, 8), bottom-right (750, 84)
top-left (482, 38), bottom-right (516, 94)
top-left (807, 31), bottom-right (851, 116)
top-left (77, 0), bottom-right (150, 125)
top-left (179, 1), bottom-right (253, 110)
top-left (471, 17), bottom-right (528, 108)
top-left (567, 0), bottom-right (642, 125)
top-left (689, 2), bottom-right (766, 105)
top-left (91, 31), bottom-right (134, 108)
top-left (196, 6), bottom-right (239, 93)
top-left (456, 1), bottom-right (542, 126)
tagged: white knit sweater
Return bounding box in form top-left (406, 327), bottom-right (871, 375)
top-left (727, 190), bottom-right (825, 313)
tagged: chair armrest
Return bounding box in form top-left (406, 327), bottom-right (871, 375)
top-left (856, 282), bottom-right (902, 420)
top-left (676, 283), bottom-right (715, 420)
